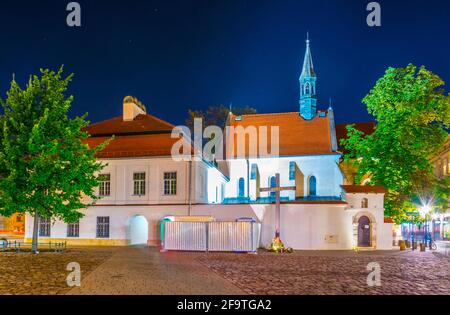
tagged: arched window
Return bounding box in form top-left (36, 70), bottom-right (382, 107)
top-left (308, 176), bottom-right (317, 196)
top-left (269, 176), bottom-right (277, 198)
top-left (305, 83), bottom-right (310, 95)
top-left (238, 178), bottom-right (245, 198)
top-left (361, 198), bottom-right (369, 208)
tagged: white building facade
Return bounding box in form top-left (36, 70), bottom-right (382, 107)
top-left (24, 39), bottom-right (394, 250)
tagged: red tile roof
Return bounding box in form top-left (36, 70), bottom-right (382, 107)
top-left (384, 217), bottom-right (394, 223)
top-left (83, 114), bottom-right (187, 158)
top-left (226, 111), bottom-right (334, 158)
top-left (84, 114), bottom-right (174, 136)
top-left (341, 185), bottom-right (388, 194)
top-left (85, 134), bottom-right (190, 158)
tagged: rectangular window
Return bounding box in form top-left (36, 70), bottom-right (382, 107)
top-left (39, 217), bottom-right (51, 237)
top-left (289, 161), bottom-right (296, 180)
top-left (67, 221), bottom-right (80, 238)
top-left (164, 172), bottom-right (177, 195)
top-left (98, 173), bottom-right (111, 196)
top-left (133, 172), bottom-right (146, 196)
top-left (96, 217), bottom-right (110, 238)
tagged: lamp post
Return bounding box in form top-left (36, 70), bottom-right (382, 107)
top-left (419, 204), bottom-right (432, 248)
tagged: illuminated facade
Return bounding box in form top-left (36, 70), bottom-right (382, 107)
top-left (22, 38), bottom-right (394, 250)
top-left (432, 136), bottom-right (450, 240)
top-left (0, 213), bottom-right (25, 235)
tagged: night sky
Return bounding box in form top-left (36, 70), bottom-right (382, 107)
top-left (0, 0), bottom-right (449, 126)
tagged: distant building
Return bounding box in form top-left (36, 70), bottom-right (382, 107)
top-left (0, 213), bottom-right (25, 236)
top-left (431, 135), bottom-right (450, 240)
top-left (335, 122), bottom-right (375, 185)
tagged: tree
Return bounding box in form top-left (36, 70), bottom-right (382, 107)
top-left (185, 105), bottom-right (257, 132)
top-left (0, 68), bottom-right (108, 253)
top-left (342, 64), bottom-right (450, 223)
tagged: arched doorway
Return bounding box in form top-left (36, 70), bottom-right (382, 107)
top-left (358, 216), bottom-right (371, 247)
top-left (129, 215), bottom-right (149, 245)
top-left (238, 177), bottom-right (245, 198)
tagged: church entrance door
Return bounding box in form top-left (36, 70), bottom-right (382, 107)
top-left (358, 216), bottom-right (371, 247)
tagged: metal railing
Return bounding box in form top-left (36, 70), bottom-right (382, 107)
top-left (162, 221), bottom-right (261, 253)
top-left (0, 240), bottom-right (67, 253)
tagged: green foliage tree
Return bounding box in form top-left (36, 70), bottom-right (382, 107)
top-left (342, 64), bottom-right (450, 223)
top-left (0, 68), bottom-right (108, 253)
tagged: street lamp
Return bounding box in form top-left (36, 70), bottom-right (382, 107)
top-left (419, 204), bottom-right (431, 218)
top-left (419, 202), bottom-right (434, 249)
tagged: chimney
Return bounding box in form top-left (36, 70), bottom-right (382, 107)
top-left (123, 96), bottom-right (147, 121)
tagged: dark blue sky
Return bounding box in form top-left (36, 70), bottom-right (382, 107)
top-left (0, 0), bottom-right (449, 126)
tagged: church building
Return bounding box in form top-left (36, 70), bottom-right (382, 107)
top-left (23, 38), bottom-right (394, 250)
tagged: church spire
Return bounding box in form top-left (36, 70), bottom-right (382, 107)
top-left (301, 34), bottom-right (315, 79)
top-left (299, 34), bottom-right (317, 120)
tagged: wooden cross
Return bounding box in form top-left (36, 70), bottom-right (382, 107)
top-left (259, 173), bottom-right (296, 238)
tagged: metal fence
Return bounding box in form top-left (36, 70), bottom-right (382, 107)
top-left (162, 221), bottom-right (261, 252)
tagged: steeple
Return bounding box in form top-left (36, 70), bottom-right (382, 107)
top-left (299, 34), bottom-right (317, 120)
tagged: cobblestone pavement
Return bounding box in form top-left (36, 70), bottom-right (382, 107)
top-left (0, 247), bottom-right (115, 295)
top-left (68, 246), bottom-right (245, 295)
top-left (2, 246), bottom-right (449, 295)
top-left (198, 250), bottom-right (450, 295)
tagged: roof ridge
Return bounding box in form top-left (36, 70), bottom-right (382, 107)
top-left (139, 113), bottom-right (175, 128)
top-left (87, 115), bottom-right (123, 127)
top-left (233, 110), bottom-right (330, 118)
top-left (233, 111), bottom-right (300, 118)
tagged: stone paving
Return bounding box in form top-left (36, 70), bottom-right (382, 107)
top-left (198, 250), bottom-right (450, 295)
top-left (0, 247), bottom-right (115, 295)
top-left (1, 246), bottom-right (449, 295)
top-left (68, 246), bottom-right (245, 295)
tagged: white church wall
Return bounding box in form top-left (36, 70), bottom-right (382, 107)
top-left (226, 155), bottom-right (343, 200)
top-left (343, 192), bottom-right (393, 250)
top-left (225, 159), bottom-right (249, 198)
top-left (205, 163), bottom-right (228, 204)
top-left (24, 201), bottom-right (392, 250)
top-left (196, 203), bottom-right (353, 250)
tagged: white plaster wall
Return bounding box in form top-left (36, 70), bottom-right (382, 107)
top-left (191, 203), bottom-right (355, 250)
top-left (25, 202), bottom-right (392, 250)
top-left (83, 157), bottom-right (225, 206)
top-left (344, 192), bottom-right (393, 250)
top-left (25, 205), bottom-right (190, 245)
top-left (225, 155), bottom-right (343, 200)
